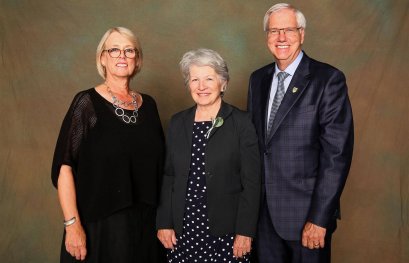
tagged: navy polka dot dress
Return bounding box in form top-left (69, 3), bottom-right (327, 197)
top-left (167, 121), bottom-right (249, 263)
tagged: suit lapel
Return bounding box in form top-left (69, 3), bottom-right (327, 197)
top-left (207, 101), bottom-right (233, 140)
top-left (266, 55), bottom-right (311, 143)
top-left (260, 66), bottom-right (275, 142)
top-left (182, 106), bottom-right (195, 151)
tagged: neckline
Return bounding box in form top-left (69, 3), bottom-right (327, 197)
top-left (91, 87), bottom-right (144, 111)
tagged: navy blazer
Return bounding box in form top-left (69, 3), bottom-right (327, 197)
top-left (156, 101), bottom-right (261, 237)
top-left (247, 53), bottom-right (354, 240)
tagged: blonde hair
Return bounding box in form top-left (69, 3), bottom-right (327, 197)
top-left (96, 27), bottom-right (143, 79)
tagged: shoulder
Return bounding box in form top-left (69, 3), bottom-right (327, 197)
top-left (166, 107), bottom-right (194, 136)
top-left (139, 93), bottom-right (160, 110)
top-left (307, 56), bottom-right (345, 79)
top-left (223, 103), bottom-right (257, 138)
top-left (224, 103), bottom-right (252, 123)
top-left (72, 88), bottom-right (93, 100)
top-left (140, 93), bottom-right (156, 104)
top-left (69, 88), bottom-right (94, 110)
top-left (229, 104), bottom-right (248, 117)
top-left (171, 106), bottom-right (195, 121)
top-left (250, 63), bottom-right (274, 79)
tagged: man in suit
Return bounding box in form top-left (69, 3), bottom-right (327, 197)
top-left (247, 3), bottom-right (354, 262)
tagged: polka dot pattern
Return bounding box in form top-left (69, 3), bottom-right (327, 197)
top-left (167, 122), bottom-right (249, 263)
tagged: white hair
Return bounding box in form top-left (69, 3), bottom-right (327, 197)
top-left (179, 48), bottom-right (229, 89)
top-left (263, 3), bottom-right (307, 31)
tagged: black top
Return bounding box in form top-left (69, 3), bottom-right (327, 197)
top-left (52, 88), bottom-right (165, 223)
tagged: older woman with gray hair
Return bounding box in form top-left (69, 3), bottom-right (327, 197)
top-left (157, 48), bottom-right (261, 262)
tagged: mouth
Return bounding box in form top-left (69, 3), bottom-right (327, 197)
top-left (197, 93), bottom-right (211, 97)
top-left (116, 63), bottom-right (128, 67)
top-left (277, 45), bottom-right (290, 49)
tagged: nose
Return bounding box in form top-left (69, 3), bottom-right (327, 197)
top-left (118, 50), bottom-right (126, 58)
top-left (278, 29), bottom-right (287, 41)
top-left (198, 80), bottom-right (206, 90)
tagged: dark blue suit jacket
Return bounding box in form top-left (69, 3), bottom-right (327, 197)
top-left (247, 53), bottom-right (354, 241)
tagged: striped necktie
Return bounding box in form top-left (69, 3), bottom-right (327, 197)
top-left (266, 71), bottom-right (289, 138)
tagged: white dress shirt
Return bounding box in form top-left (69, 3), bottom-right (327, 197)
top-left (267, 51), bottom-right (304, 121)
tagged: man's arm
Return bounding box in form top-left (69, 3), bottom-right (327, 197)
top-left (303, 69), bottom-right (354, 248)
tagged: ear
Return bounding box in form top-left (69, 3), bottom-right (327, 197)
top-left (221, 81), bottom-right (227, 92)
top-left (300, 28), bottom-right (305, 45)
top-left (100, 54), bottom-right (106, 67)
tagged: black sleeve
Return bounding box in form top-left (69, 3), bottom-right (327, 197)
top-left (146, 95), bottom-right (166, 202)
top-left (51, 91), bottom-right (97, 188)
top-left (235, 111), bottom-right (261, 237)
top-left (156, 115), bottom-right (176, 229)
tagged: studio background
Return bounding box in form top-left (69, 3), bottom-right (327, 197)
top-left (0, 0), bottom-right (408, 262)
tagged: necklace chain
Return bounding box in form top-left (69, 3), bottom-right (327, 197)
top-left (105, 84), bottom-right (139, 124)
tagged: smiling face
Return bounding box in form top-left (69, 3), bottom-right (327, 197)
top-left (189, 65), bottom-right (224, 108)
top-left (100, 31), bottom-right (136, 79)
top-left (267, 8), bottom-right (305, 70)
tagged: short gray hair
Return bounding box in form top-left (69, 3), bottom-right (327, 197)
top-left (179, 48), bottom-right (229, 89)
top-left (263, 3), bottom-right (307, 31)
top-left (96, 27), bottom-right (143, 79)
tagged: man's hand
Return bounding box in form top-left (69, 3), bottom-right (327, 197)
top-left (157, 229), bottom-right (177, 250)
top-left (302, 221), bottom-right (326, 249)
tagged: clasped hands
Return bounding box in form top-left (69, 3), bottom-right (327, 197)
top-left (302, 221), bottom-right (326, 249)
top-left (157, 229), bottom-right (252, 258)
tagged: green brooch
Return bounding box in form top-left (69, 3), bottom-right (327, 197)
top-left (205, 117), bottom-right (224, 139)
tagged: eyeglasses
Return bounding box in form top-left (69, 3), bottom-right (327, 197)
top-left (103, 48), bottom-right (138, 58)
top-left (265, 27), bottom-right (302, 37)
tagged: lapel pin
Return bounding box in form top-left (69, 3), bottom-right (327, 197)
top-left (292, 87), bottom-right (298, 93)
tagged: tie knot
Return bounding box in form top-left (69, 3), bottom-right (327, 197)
top-left (277, 71), bottom-right (289, 82)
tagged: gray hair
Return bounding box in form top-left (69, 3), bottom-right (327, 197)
top-left (263, 3), bottom-right (307, 31)
top-left (179, 48), bottom-right (229, 90)
top-left (96, 27), bottom-right (143, 79)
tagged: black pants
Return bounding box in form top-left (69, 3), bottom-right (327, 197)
top-left (252, 202), bottom-right (332, 263)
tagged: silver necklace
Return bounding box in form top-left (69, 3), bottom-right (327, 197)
top-left (106, 84), bottom-right (139, 124)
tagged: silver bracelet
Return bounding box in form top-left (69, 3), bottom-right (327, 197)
top-left (64, 217), bottom-right (76, 227)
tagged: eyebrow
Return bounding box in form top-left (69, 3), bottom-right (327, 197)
top-left (190, 74), bottom-right (217, 78)
top-left (107, 44), bottom-right (134, 48)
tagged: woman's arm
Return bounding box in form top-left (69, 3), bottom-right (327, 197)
top-left (58, 165), bottom-right (87, 261)
top-left (235, 112), bottom-right (261, 236)
top-left (233, 111), bottom-right (261, 257)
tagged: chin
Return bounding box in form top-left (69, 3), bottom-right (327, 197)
top-left (114, 72), bottom-right (133, 78)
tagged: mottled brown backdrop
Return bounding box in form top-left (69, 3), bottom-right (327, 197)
top-left (0, 0), bottom-right (408, 262)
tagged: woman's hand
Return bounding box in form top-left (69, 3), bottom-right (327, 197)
top-left (233, 234), bottom-right (252, 258)
top-left (57, 165), bottom-right (86, 260)
top-left (157, 229), bottom-right (177, 250)
top-left (65, 221), bottom-right (87, 261)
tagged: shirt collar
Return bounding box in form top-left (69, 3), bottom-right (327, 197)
top-left (274, 51), bottom-right (304, 77)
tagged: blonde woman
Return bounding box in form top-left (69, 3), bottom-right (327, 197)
top-left (52, 27), bottom-right (165, 262)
